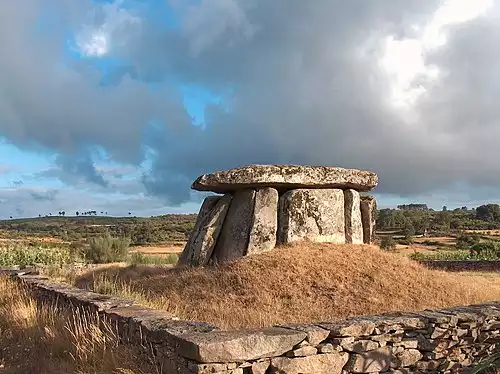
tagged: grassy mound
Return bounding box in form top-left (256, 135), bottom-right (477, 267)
top-left (77, 243), bottom-right (500, 329)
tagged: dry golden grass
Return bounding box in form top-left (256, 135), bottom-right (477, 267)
top-left (0, 276), bottom-right (157, 374)
top-left (75, 243), bottom-right (500, 330)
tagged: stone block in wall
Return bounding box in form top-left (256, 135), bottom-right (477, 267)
top-left (179, 195), bottom-right (231, 267)
top-left (345, 346), bottom-right (392, 373)
top-left (177, 327), bottom-right (307, 363)
top-left (247, 188), bottom-right (279, 255)
top-left (278, 323), bottom-right (330, 345)
top-left (360, 196), bottom-right (376, 244)
top-left (344, 189), bottom-right (363, 244)
top-left (211, 190), bottom-right (256, 264)
top-left (277, 189), bottom-right (345, 245)
top-left (270, 352), bottom-right (348, 374)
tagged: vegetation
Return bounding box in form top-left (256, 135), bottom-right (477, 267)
top-left (379, 235), bottom-right (396, 251)
top-left (73, 242), bottom-right (500, 329)
top-left (0, 276), bottom-right (156, 373)
top-left (129, 252), bottom-right (178, 266)
top-left (84, 235), bottom-right (131, 264)
top-left (377, 203), bottom-right (500, 233)
top-left (0, 214), bottom-right (196, 244)
top-left (0, 245), bottom-right (74, 267)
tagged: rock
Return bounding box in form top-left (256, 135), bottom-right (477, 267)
top-left (343, 339), bottom-right (379, 353)
top-left (344, 189), bottom-right (363, 244)
top-left (320, 319), bottom-right (376, 337)
top-left (278, 324), bottom-right (330, 345)
top-left (251, 360), bottom-right (270, 374)
top-left (177, 327), bottom-right (307, 363)
top-left (211, 190), bottom-right (256, 264)
top-left (345, 347), bottom-right (392, 373)
top-left (192, 164), bottom-right (378, 193)
top-left (277, 189), bottom-right (345, 245)
top-left (395, 349), bottom-right (423, 367)
top-left (360, 196), bottom-right (376, 244)
top-left (247, 188), bottom-right (278, 255)
top-left (288, 346), bottom-right (318, 357)
top-left (180, 195), bottom-right (232, 266)
top-left (318, 343), bottom-right (335, 353)
top-left (271, 352), bottom-right (349, 374)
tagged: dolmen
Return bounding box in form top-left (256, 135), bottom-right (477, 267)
top-left (179, 165), bottom-right (378, 267)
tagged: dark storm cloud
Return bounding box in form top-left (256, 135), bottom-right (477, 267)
top-left (0, 0), bottom-right (498, 206)
top-left (29, 189), bottom-right (58, 202)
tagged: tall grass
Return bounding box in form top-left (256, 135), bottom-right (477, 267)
top-left (0, 276), bottom-right (157, 373)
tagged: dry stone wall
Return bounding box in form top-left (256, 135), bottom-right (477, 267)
top-left (4, 270), bottom-right (499, 374)
top-left (180, 165), bottom-right (379, 266)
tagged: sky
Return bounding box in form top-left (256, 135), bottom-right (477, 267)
top-left (0, 0), bottom-right (500, 218)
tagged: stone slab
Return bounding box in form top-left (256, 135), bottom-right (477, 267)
top-left (211, 189), bottom-right (256, 264)
top-left (192, 164), bottom-right (378, 193)
top-left (247, 188), bottom-right (278, 255)
top-left (360, 196), bottom-right (377, 244)
top-left (277, 189), bottom-right (345, 245)
top-left (179, 195), bottom-right (232, 266)
top-left (345, 189), bottom-right (363, 244)
top-left (176, 327), bottom-right (307, 363)
top-left (271, 352), bottom-right (349, 374)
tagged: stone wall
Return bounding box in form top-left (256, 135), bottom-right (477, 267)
top-left (420, 260), bottom-right (500, 273)
top-left (4, 270), bottom-right (499, 374)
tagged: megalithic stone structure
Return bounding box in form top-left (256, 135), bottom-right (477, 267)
top-left (181, 165), bottom-right (378, 267)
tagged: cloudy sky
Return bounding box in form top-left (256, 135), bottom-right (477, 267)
top-left (0, 0), bottom-right (499, 218)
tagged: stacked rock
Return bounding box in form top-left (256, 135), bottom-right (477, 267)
top-left (179, 165), bottom-right (378, 267)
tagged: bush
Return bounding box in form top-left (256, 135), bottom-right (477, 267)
top-left (380, 236), bottom-right (397, 251)
top-left (456, 233), bottom-right (481, 249)
top-left (84, 235), bottom-right (130, 264)
top-left (470, 241), bottom-right (500, 259)
top-left (0, 245), bottom-right (74, 267)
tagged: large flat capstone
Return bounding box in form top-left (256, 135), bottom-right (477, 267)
top-left (192, 165), bottom-right (378, 193)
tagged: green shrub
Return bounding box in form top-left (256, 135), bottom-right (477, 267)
top-left (470, 241), bottom-right (500, 259)
top-left (456, 233), bottom-right (481, 249)
top-left (380, 236), bottom-right (397, 251)
top-left (0, 245), bottom-right (73, 267)
top-left (84, 235), bottom-right (130, 264)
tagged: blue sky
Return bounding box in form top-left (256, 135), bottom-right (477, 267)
top-left (1, 0), bottom-right (500, 218)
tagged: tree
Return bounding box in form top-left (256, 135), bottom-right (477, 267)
top-left (380, 236), bottom-right (396, 251)
top-left (476, 204), bottom-right (500, 221)
top-left (442, 206), bottom-right (448, 212)
top-left (76, 211), bottom-right (79, 216)
top-left (402, 220), bottom-right (415, 239)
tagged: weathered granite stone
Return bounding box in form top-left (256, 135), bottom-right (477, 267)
top-left (251, 360), bottom-right (270, 374)
top-left (343, 339), bottom-right (379, 353)
top-left (277, 189), bottom-right (345, 245)
top-left (345, 347), bottom-right (392, 373)
top-left (360, 196), bottom-right (376, 244)
top-left (288, 346), bottom-right (318, 357)
top-left (177, 328), bottom-right (307, 362)
top-left (279, 324), bottom-right (330, 345)
top-left (318, 343), bottom-right (335, 353)
top-left (319, 319), bottom-right (376, 337)
top-left (395, 349), bottom-right (423, 367)
top-left (247, 188), bottom-right (278, 255)
top-left (211, 190), bottom-right (256, 264)
top-left (344, 189), bottom-right (363, 244)
top-left (192, 164), bottom-right (378, 193)
top-left (180, 195), bottom-right (231, 266)
top-left (271, 352), bottom-right (349, 374)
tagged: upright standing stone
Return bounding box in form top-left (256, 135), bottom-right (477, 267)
top-left (247, 188), bottom-right (279, 256)
top-left (344, 189), bottom-right (363, 244)
top-left (277, 189), bottom-right (345, 245)
top-left (211, 189), bottom-right (256, 264)
top-left (179, 195), bottom-right (232, 266)
top-left (360, 196), bottom-right (377, 244)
